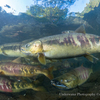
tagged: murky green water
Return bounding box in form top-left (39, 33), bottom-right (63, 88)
top-left (0, 0), bottom-right (100, 100)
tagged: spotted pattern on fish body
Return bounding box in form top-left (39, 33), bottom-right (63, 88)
top-left (46, 34), bottom-right (78, 47)
top-left (0, 62), bottom-right (54, 80)
top-left (89, 36), bottom-right (96, 45)
top-left (0, 76), bottom-right (36, 92)
top-left (89, 36), bottom-right (100, 45)
top-left (46, 39), bottom-right (61, 45)
top-left (0, 63), bottom-right (22, 74)
top-left (77, 35), bottom-right (91, 47)
top-left (0, 62), bottom-right (35, 77)
top-left (0, 77), bottom-right (12, 92)
top-left (68, 35), bottom-right (77, 46)
top-left (44, 33), bottom-right (94, 48)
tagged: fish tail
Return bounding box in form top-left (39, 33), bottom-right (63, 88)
top-left (46, 66), bottom-right (54, 80)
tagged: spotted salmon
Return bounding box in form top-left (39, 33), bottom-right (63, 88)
top-left (0, 76), bottom-right (46, 92)
top-left (0, 62), bottom-right (54, 80)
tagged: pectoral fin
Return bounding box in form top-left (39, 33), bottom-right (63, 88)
top-left (0, 71), bottom-right (5, 75)
top-left (84, 54), bottom-right (99, 62)
top-left (38, 53), bottom-right (46, 65)
top-left (47, 66), bottom-right (54, 80)
top-left (2, 51), bottom-right (7, 55)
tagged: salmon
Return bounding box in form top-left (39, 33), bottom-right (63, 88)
top-left (0, 76), bottom-right (46, 92)
top-left (21, 25), bottom-right (99, 65)
top-left (51, 65), bottom-right (93, 89)
top-left (0, 62), bottom-right (54, 80)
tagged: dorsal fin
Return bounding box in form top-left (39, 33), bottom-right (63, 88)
top-left (12, 57), bottom-right (21, 63)
top-left (75, 24), bottom-right (86, 34)
top-left (80, 64), bottom-right (84, 67)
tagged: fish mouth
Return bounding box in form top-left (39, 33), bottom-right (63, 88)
top-left (21, 48), bottom-right (38, 57)
top-left (21, 48), bottom-right (31, 55)
top-left (51, 79), bottom-right (69, 89)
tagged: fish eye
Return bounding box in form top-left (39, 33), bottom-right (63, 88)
top-left (64, 80), bottom-right (68, 82)
top-left (25, 44), bottom-right (30, 48)
top-left (64, 79), bottom-right (70, 83)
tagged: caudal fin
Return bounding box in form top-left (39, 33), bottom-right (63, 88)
top-left (46, 66), bottom-right (54, 80)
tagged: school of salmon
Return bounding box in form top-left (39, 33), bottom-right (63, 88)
top-left (0, 25), bottom-right (98, 92)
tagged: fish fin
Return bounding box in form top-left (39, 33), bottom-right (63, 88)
top-left (91, 55), bottom-right (99, 60)
top-left (80, 63), bottom-right (84, 67)
top-left (12, 57), bottom-right (21, 63)
top-left (2, 51), bottom-right (7, 55)
top-left (48, 59), bottom-right (60, 62)
top-left (0, 71), bottom-right (5, 75)
top-left (75, 24), bottom-right (86, 34)
top-left (38, 53), bottom-right (46, 65)
top-left (84, 53), bottom-right (99, 62)
top-left (84, 54), bottom-right (93, 62)
top-left (46, 66), bottom-right (54, 80)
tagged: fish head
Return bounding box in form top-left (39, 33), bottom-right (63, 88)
top-left (51, 73), bottom-right (78, 89)
top-left (21, 40), bottom-right (43, 55)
